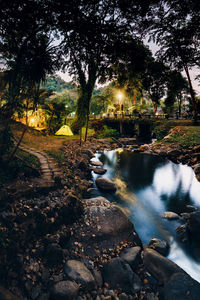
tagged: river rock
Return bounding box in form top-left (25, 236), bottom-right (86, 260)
top-left (64, 260), bottom-right (95, 290)
top-left (102, 257), bottom-right (141, 293)
top-left (148, 238), bottom-right (170, 256)
top-left (50, 280), bottom-right (79, 300)
top-left (70, 200), bottom-right (141, 255)
top-left (184, 205), bottom-right (198, 213)
top-left (92, 167), bottom-right (107, 175)
top-left (167, 149), bottom-right (182, 157)
top-left (163, 211), bottom-right (179, 220)
top-left (84, 205), bottom-right (137, 243)
top-left (90, 160), bottom-right (103, 167)
top-left (143, 248), bottom-right (183, 285)
top-left (120, 246), bottom-right (142, 270)
top-left (193, 164), bottom-right (200, 174)
top-left (187, 211), bottom-right (200, 243)
top-left (84, 196), bottom-right (111, 207)
top-left (176, 224), bottom-right (189, 243)
top-left (161, 272), bottom-right (200, 300)
top-left (96, 177), bottom-right (116, 192)
top-left (81, 149), bottom-right (95, 158)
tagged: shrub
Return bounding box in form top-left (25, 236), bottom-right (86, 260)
top-left (97, 125), bottom-right (119, 138)
top-left (90, 120), bottom-right (104, 133)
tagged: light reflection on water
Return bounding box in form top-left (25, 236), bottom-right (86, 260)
top-left (91, 150), bottom-right (200, 282)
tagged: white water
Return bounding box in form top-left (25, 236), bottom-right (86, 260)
top-left (91, 150), bottom-right (200, 282)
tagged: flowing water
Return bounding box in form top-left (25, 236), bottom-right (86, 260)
top-left (91, 150), bottom-right (200, 282)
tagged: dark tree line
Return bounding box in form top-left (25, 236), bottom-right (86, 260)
top-left (0, 0), bottom-right (199, 152)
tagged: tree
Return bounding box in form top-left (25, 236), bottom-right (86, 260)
top-left (0, 0), bottom-right (57, 161)
top-left (165, 70), bottom-right (188, 116)
top-left (143, 60), bottom-right (168, 114)
top-left (147, 0), bottom-right (200, 122)
top-left (55, 0), bottom-right (155, 142)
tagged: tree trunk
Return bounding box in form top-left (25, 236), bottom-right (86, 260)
top-left (84, 112), bottom-right (89, 142)
top-left (80, 126), bottom-right (82, 147)
top-left (183, 65), bottom-right (197, 123)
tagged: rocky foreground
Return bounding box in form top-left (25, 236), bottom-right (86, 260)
top-left (0, 138), bottom-right (200, 299)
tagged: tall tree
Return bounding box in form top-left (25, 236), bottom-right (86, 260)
top-left (143, 60), bottom-right (168, 113)
top-left (55, 0), bottom-right (155, 142)
top-left (0, 0), bottom-right (57, 161)
top-left (147, 0), bottom-right (200, 121)
top-left (165, 70), bottom-right (188, 115)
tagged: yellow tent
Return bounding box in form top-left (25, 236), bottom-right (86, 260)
top-left (55, 125), bottom-right (73, 136)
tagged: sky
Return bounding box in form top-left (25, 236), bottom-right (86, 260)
top-left (57, 41), bottom-right (200, 95)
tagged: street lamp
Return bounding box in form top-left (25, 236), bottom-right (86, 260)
top-left (117, 91), bottom-right (124, 115)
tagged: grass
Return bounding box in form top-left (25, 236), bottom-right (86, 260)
top-left (16, 149), bottom-right (40, 169)
top-left (45, 150), bottom-right (66, 163)
top-left (11, 123), bottom-right (95, 152)
top-left (152, 119), bottom-right (193, 140)
top-left (164, 126), bottom-right (200, 147)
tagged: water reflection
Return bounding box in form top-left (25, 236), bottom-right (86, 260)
top-left (92, 150), bottom-right (200, 282)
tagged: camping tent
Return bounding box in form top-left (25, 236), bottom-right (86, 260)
top-left (55, 125), bottom-right (73, 136)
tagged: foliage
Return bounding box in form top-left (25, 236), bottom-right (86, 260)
top-left (16, 149), bottom-right (40, 169)
top-left (152, 120), bottom-right (192, 140)
top-left (0, 124), bottom-right (14, 159)
top-left (147, 0), bottom-right (200, 121)
top-left (90, 120), bottom-right (104, 133)
top-left (163, 126), bottom-right (200, 147)
top-left (96, 125), bottom-right (119, 139)
top-left (42, 75), bottom-right (77, 92)
top-left (0, 149), bottom-right (39, 187)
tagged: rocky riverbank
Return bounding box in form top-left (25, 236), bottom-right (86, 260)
top-left (1, 137), bottom-right (200, 299)
top-left (138, 140), bottom-right (200, 182)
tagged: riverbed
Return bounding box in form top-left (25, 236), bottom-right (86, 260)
top-left (92, 150), bottom-right (200, 282)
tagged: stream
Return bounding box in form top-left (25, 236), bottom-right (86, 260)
top-left (91, 150), bottom-right (200, 282)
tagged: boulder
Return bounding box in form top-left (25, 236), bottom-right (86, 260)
top-left (167, 149), bottom-right (182, 157)
top-left (163, 211), bottom-right (179, 220)
top-left (69, 200), bottom-right (141, 255)
top-left (187, 211), bottom-right (200, 243)
top-left (193, 164), bottom-right (200, 174)
top-left (83, 196), bottom-right (111, 207)
top-left (120, 246), bottom-right (142, 270)
top-left (185, 205), bottom-right (198, 213)
top-left (90, 160), bottom-right (103, 167)
top-left (85, 188), bottom-right (100, 198)
top-left (84, 205), bottom-right (135, 241)
top-left (96, 177), bottom-right (116, 192)
top-left (102, 257), bottom-right (141, 293)
top-left (161, 272), bottom-right (200, 300)
top-left (148, 238), bottom-right (170, 256)
top-left (64, 260), bottom-right (95, 290)
top-left (92, 167), bottom-right (107, 175)
top-left (81, 149), bottom-right (95, 158)
top-left (50, 280), bottom-right (79, 300)
top-left (176, 224), bottom-right (189, 243)
top-left (143, 248), bottom-right (183, 285)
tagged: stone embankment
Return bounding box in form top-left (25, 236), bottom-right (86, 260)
top-left (138, 141), bottom-right (200, 182)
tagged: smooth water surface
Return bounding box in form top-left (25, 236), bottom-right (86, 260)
top-left (92, 150), bottom-right (200, 282)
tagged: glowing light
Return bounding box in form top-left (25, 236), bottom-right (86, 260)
top-left (30, 118), bottom-right (35, 123)
top-left (117, 91), bottom-right (123, 101)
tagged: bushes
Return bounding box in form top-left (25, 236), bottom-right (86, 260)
top-left (90, 119), bottom-right (136, 137)
top-left (96, 125), bottom-right (119, 138)
top-left (90, 120), bottom-right (119, 138)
